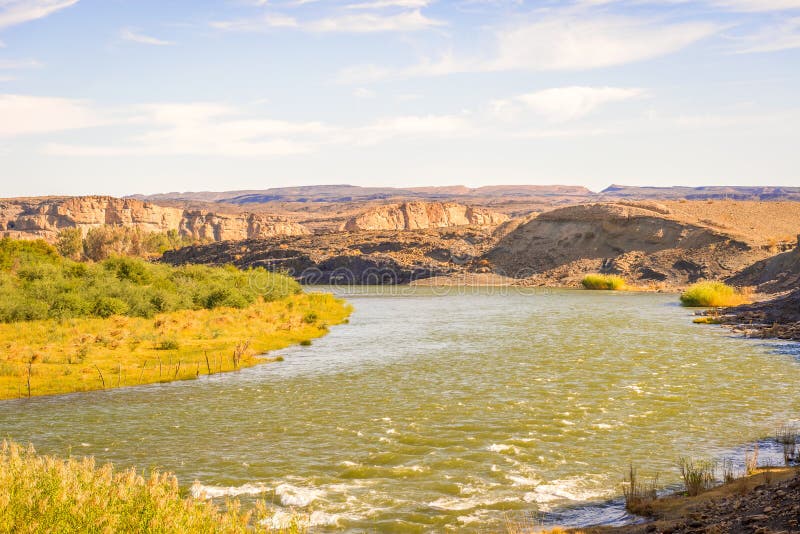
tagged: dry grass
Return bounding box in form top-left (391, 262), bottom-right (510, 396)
top-left (581, 274), bottom-right (627, 290)
top-left (622, 465), bottom-right (659, 515)
top-left (0, 440), bottom-right (308, 534)
top-left (678, 457), bottom-right (716, 496)
top-left (679, 282), bottom-right (751, 307)
top-left (776, 425), bottom-right (797, 465)
top-left (0, 293), bottom-right (351, 400)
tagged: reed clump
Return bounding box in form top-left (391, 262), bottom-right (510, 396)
top-left (776, 425), bottom-right (797, 465)
top-left (679, 282), bottom-right (751, 307)
top-left (581, 274), bottom-right (627, 290)
top-left (678, 457), bottom-right (717, 496)
top-left (622, 465), bottom-right (659, 514)
top-left (0, 440), bottom-right (307, 534)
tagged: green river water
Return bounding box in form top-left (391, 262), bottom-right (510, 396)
top-left (1, 287), bottom-right (799, 532)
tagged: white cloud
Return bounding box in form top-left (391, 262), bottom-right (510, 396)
top-left (0, 58), bottom-right (40, 69)
top-left (736, 17), bottom-right (800, 52)
top-left (31, 99), bottom-right (474, 157)
top-left (337, 14), bottom-right (718, 82)
top-left (0, 0), bottom-right (78, 30)
top-left (210, 14), bottom-right (297, 30)
top-left (354, 113), bottom-right (473, 144)
top-left (353, 87), bottom-right (376, 98)
top-left (0, 94), bottom-right (108, 136)
top-left (510, 86), bottom-right (645, 122)
top-left (120, 28), bottom-right (174, 46)
top-left (492, 16), bottom-right (716, 71)
top-left (212, 9), bottom-right (441, 33)
top-left (713, 0), bottom-right (800, 11)
top-left (345, 0), bottom-right (430, 9)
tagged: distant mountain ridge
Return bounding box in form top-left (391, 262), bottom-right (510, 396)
top-left (129, 184), bottom-right (800, 205)
top-left (128, 184), bottom-right (594, 205)
top-left (599, 184), bottom-right (800, 201)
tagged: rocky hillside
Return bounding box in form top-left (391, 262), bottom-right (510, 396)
top-left (0, 196), bottom-right (309, 242)
top-left (341, 201), bottom-right (508, 232)
top-left (727, 242), bottom-right (800, 294)
top-left (162, 226), bottom-right (498, 284)
top-left (486, 202), bottom-right (772, 287)
top-left (159, 200), bottom-right (799, 287)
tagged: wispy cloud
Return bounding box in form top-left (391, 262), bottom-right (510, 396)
top-left (337, 14), bottom-right (718, 82)
top-left (735, 17), bottom-right (800, 52)
top-left (345, 0), bottom-right (431, 9)
top-left (0, 58), bottom-right (41, 69)
top-left (211, 9), bottom-right (442, 33)
top-left (491, 86), bottom-right (645, 122)
top-left (29, 99), bottom-right (473, 157)
top-left (0, 94), bottom-right (108, 136)
top-left (0, 0), bottom-right (78, 30)
top-left (120, 28), bottom-right (174, 46)
top-left (712, 0), bottom-right (800, 12)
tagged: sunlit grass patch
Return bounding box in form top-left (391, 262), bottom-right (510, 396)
top-left (581, 274), bottom-right (627, 290)
top-left (0, 440), bottom-right (307, 534)
top-left (0, 293), bottom-right (351, 400)
top-left (679, 282), bottom-right (751, 307)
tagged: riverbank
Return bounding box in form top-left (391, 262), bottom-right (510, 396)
top-left (0, 293), bottom-right (351, 400)
top-left (719, 288), bottom-right (800, 341)
top-left (571, 466), bottom-right (800, 534)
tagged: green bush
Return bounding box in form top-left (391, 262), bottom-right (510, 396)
top-left (680, 281), bottom-right (750, 307)
top-left (581, 274), bottom-right (627, 290)
top-left (0, 238), bottom-right (302, 323)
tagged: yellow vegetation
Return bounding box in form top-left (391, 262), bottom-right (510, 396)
top-left (680, 281), bottom-right (751, 307)
top-left (0, 440), bottom-right (306, 533)
top-left (581, 274), bottom-right (627, 290)
top-left (0, 293), bottom-right (351, 400)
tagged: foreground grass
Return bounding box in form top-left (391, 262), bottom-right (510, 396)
top-left (0, 440), bottom-right (306, 534)
top-left (0, 293), bottom-right (350, 400)
top-left (679, 281), bottom-right (751, 307)
top-left (581, 274), bottom-right (627, 290)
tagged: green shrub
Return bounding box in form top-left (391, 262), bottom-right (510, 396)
top-left (155, 339), bottom-right (180, 351)
top-left (0, 238), bottom-right (302, 324)
top-left (680, 281), bottom-right (750, 307)
top-left (581, 274), bottom-right (626, 290)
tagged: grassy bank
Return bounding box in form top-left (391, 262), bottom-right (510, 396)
top-left (0, 238), bottom-right (351, 399)
top-left (0, 293), bottom-right (350, 399)
top-left (0, 440), bottom-right (305, 533)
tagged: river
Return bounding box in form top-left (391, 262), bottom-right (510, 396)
top-left (1, 287), bottom-right (799, 532)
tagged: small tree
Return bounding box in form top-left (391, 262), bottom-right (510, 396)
top-left (55, 228), bottom-right (83, 260)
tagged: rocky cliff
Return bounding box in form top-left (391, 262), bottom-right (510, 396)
top-left (0, 196), bottom-right (309, 242)
top-left (341, 201), bottom-right (508, 232)
top-left (486, 202), bottom-right (769, 286)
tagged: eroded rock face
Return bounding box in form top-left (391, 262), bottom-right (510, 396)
top-left (0, 196), bottom-right (310, 242)
top-left (341, 201), bottom-right (508, 232)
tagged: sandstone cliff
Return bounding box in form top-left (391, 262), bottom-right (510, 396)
top-left (0, 196), bottom-right (309, 242)
top-left (341, 201), bottom-right (508, 232)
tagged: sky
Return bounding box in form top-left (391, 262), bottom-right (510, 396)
top-left (0, 0), bottom-right (798, 197)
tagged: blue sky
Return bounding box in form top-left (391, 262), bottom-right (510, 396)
top-left (0, 0), bottom-right (798, 197)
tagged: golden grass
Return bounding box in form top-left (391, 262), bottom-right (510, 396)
top-left (581, 274), bottom-right (627, 290)
top-left (0, 292), bottom-right (351, 400)
top-left (679, 281), bottom-right (751, 307)
top-left (0, 440), bottom-right (306, 534)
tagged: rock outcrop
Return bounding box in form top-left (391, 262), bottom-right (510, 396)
top-left (0, 196), bottom-right (309, 242)
top-left (341, 201), bottom-right (508, 232)
top-left (487, 203), bottom-right (769, 286)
